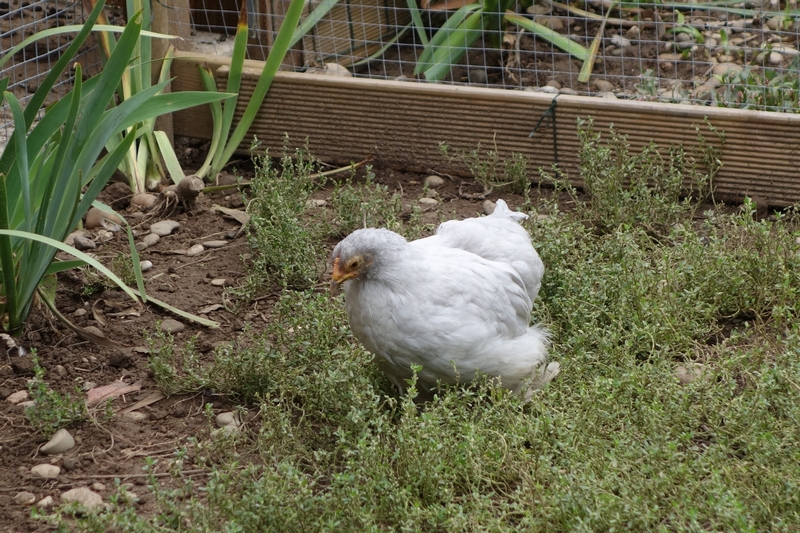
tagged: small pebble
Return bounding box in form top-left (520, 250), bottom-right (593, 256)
top-left (14, 491), bottom-right (36, 505)
top-left (73, 235), bottom-right (96, 251)
top-left (40, 429), bottom-right (76, 455)
top-left (202, 240), bottom-right (228, 248)
top-left (769, 51), bottom-right (782, 64)
top-left (92, 482), bottom-right (107, 492)
top-left (186, 244), bottom-right (205, 257)
top-left (611, 34), bottom-right (631, 48)
top-left (36, 495), bottom-right (55, 508)
top-left (545, 79), bottom-right (561, 90)
top-left (31, 464), bottom-right (61, 478)
top-left (712, 63), bottom-right (743, 77)
top-left (18, 400), bottom-right (36, 408)
top-left (160, 318), bottom-right (185, 334)
top-left (149, 220), bottom-right (180, 237)
top-left (120, 411), bottom-right (148, 422)
top-left (675, 32), bottom-right (691, 43)
top-left (62, 457), bottom-right (78, 471)
top-left (418, 198), bottom-right (438, 207)
top-left (210, 278), bottom-right (227, 287)
top-left (483, 200), bottom-right (496, 215)
top-left (61, 487), bottom-right (104, 510)
top-left (54, 365), bottom-right (67, 377)
top-left (82, 381), bottom-right (97, 392)
top-left (675, 363), bottom-right (705, 385)
top-left (593, 79), bottom-right (615, 92)
top-left (73, 308), bottom-right (88, 317)
top-left (140, 260), bottom-right (153, 272)
top-left (216, 411), bottom-right (240, 428)
top-left (141, 233), bottom-right (160, 247)
top-left (6, 390), bottom-right (29, 404)
top-left (423, 175), bottom-right (445, 188)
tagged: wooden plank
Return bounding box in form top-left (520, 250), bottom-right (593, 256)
top-left (171, 51), bottom-right (800, 205)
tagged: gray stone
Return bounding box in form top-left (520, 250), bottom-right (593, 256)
top-left (149, 220), bottom-right (180, 237)
top-left (423, 175), bottom-right (445, 188)
top-left (593, 79), bottom-right (615, 92)
top-left (141, 233), bottom-right (161, 248)
top-left (160, 319), bottom-right (185, 334)
top-left (712, 62), bottom-right (743, 77)
top-left (483, 200), bottom-right (496, 215)
top-left (73, 235), bottom-right (96, 251)
top-left (31, 464), bottom-right (61, 478)
top-left (6, 390), bottom-right (29, 404)
top-left (675, 363), bottom-right (705, 385)
top-left (210, 278), bottom-right (227, 287)
top-left (140, 260), bottom-right (153, 272)
top-left (545, 79), bottom-right (561, 90)
top-left (14, 491), bottom-right (36, 505)
top-left (769, 51), bottom-right (783, 65)
top-left (37, 495), bottom-right (55, 508)
top-left (418, 198), bottom-right (438, 207)
top-left (54, 365), bottom-right (67, 377)
top-left (18, 400), bottom-right (36, 408)
top-left (40, 429), bottom-right (75, 455)
top-left (186, 244), bottom-right (205, 257)
top-left (62, 457), bottom-right (78, 471)
top-left (202, 240), bottom-right (228, 249)
top-left (61, 487), bottom-right (104, 510)
top-left (611, 34), bottom-right (631, 48)
top-left (91, 482), bottom-right (106, 492)
top-left (215, 411), bottom-right (240, 428)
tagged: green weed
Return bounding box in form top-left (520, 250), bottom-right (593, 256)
top-left (25, 356), bottom-right (86, 437)
top-left (55, 123), bottom-right (800, 532)
top-left (241, 145), bottom-right (325, 293)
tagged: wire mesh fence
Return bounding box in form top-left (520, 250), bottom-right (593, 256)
top-left (3, 0), bottom-right (800, 153)
top-left (0, 0), bottom-right (103, 151)
top-left (178, 0), bottom-right (800, 113)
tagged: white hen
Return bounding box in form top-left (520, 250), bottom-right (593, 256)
top-left (331, 201), bottom-right (559, 401)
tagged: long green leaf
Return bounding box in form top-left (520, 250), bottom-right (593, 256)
top-left (71, 125), bottom-right (138, 233)
top-left (0, 25), bottom-right (177, 71)
top-left (0, 230), bottom-right (140, 305)
top-left (422, 12), bottom-right (484, 81)
top-left (213, 2), bottom-right (250, 175)
top-left (504, 13), bottom-right (588, 61)
top-left (290, 0), bottom-right (340, 48)
top-left (216, 0), bottom-right (306, 173)
top-left (5, 95), bottom-right (31, 233)
top-left (196, 65), bottom-right (225, 179)
top-left (154, 131), bottom-right (185, 185)
top-left (406, 0), bottom-right (430, 47)
top-left (416, 4), bottom-right (482, 74)
top-left (44, 260), bottom-right (87, 275)
top-left (0, 174), bottom-right (19, 329)
top-left (578, 0), bottom-right (618, 83)
top-left (36, 69), bottom-right (83, 237)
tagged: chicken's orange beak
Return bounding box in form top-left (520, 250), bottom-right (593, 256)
top-left (331, 257), bottom-right (353, 295)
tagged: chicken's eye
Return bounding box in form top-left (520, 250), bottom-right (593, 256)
top-left (346, 257), bottom-right (361, 270)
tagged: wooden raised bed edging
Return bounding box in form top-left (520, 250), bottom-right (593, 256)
top-left (171, 51), bottom-right (800, 206)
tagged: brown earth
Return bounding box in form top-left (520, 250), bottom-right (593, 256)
top-left (0, 137), bottom-right (543, 531)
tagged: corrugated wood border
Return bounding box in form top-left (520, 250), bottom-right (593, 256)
top-left (171, 51), bottom-right (800, 206)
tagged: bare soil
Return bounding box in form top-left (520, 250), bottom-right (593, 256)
top-left (0, 138), bottom-right (539, 531)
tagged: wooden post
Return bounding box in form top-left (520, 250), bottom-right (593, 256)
top-left (152, 0), bottom-right (193, 145)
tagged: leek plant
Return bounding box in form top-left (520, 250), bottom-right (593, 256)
top-left (89, 0), bottom-right (187, 193)
top-left (0, 0), bottom-right (228, 335)
top-left (195, 0), bottom-right (305, 180)
top-left (411, 0), bottom-right (588, 82)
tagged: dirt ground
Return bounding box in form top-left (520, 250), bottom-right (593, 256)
top-left (0, 138), bottom-right (540, 531)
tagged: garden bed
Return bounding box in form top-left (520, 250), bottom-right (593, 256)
top-left (1, 128), bottom-right (799, 529)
